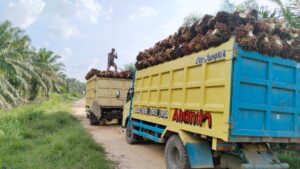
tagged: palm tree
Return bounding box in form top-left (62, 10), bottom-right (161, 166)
top-left (221, 0), bottom-right (280, 19)
top-left (0, 21), bottom-right (66, 108)
top-left (123, 63), bottom-right (135, 73)
top-left (0, 21), bottom-right (32, 108)
top-left (271, 0), bottom-right (300, 28)
top-left (221, 0), bottom-right (300, 28)
top-left (30, 48), bottom-right (65, 99)
top-left (182, 13), bottom-right (202, 27)
top-left (64, 78), bottom-right (85, 95)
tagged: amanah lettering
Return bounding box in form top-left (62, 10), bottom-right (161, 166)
top-left (172, 109), bottom-right (212, 128)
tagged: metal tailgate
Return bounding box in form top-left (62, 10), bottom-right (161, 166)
top-left (230, 45), bottom-right (300, 141)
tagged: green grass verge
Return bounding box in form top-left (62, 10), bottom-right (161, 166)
top-left (276, 151), bottom-right (300, 169)
top-left (0, 94), bottom-right (115, 169)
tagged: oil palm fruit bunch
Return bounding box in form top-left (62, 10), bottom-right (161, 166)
top-left (85, 69), bottom-right (98, 80)
top-left (235, 24), bottom-right (258, 51)
top-left (85, 69), bottom-right (133, 80)
top-left (135, 10), bottom-right (300, 70)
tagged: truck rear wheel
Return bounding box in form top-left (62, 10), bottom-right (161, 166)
top-left (89, 113), bottom-right (100, 126)
top-left (99, 119), bottom-right (106, 126)
top-left (165, 135), bottom-right (190, 169)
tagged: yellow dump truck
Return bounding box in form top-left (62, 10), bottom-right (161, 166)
top-left (122, 38), bottom-right (300, 169)
top-left (86, 75), bottom-right (131, 125)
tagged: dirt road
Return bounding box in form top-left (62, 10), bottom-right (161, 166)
top-left (72, 99), bottom-right (165, 169)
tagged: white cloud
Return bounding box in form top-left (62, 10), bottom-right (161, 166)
top-left (104, 6), bottom-right (114, 20)
top-left (8, 2), bottom-right (14, 7)
top-left (129, 6), bottom-right (157, 20)
top-left (50, 16), bottom-right (84, 39)
top-left (88, 57), bottom-right (101, 70)
top-left (1, 0), bottom-right (46, 28)
top-left (162, 0), bottom-right (279, 35)
top-left (162, 0), bottom-right (222, 35)
top-left (75, 0), bottom-right (103, 23)
top-left (59, 47), bottom-right (73, 61)
top-left (43, 41), bottom-right (50, 47)
top-left (48, 0), bottom-right (112, 39)
top-left (64, 57), bottom-right (100, 81)
top-left (231, 0), bottom-right (277, 8)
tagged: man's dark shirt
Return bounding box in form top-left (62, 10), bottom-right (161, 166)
top-left (108, 52), bottom-right (117, 65)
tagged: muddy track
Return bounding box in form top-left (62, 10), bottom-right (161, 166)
top-left (71, 99), bottom-right (165, 169)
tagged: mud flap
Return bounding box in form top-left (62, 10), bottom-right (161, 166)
top-left (186, 142), bottom-right (214, 168)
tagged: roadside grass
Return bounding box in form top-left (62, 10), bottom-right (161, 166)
top-left (0, 94), bottom-right (115, 169)
top-left (276, 151), bottom-right (300, 169)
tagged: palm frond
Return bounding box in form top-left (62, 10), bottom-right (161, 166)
top-left (270, 0), bottom-right (300, 28)
top-left (0, 77), bottom-right (18, 106)
top-left (0, 94), bottom-right (11, 109)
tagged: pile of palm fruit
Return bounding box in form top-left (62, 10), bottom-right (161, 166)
top-left (85, 69), bottom-right (133, 80)
top-left (135, 10), bottom-right (300, 70)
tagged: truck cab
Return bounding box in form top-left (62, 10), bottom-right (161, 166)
top-left (122, 88), bottom-right (133, 128)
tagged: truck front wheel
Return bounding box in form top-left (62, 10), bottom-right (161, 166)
top-left (125, 121), bottom-right (141, 144)
top-left (165, 135), bottom-right (190, 169)
top-left (117, 118), bottom-right (122, 125)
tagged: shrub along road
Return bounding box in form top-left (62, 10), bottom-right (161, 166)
top-left (0, 95), bottom-right (114, 169)
top-left (71, 99), bottom-right (165, 169)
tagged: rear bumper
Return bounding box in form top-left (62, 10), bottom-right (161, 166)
top-left (101, 109), bottom-right (123, 120)
top-left (229, 135), bottom-right (300, 144)
top-left (241, 163), bottom-right (289, 169)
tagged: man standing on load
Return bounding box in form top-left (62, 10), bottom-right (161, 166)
top-left (107, 48), bottom-right (118, 72)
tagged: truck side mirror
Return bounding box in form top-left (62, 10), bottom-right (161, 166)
top-left (115, 90), bottom-right (121, 98)
top-left (126, 88), bottom-right (133, 102)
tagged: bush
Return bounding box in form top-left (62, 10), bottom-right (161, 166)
top-left (0, 95), bottom-right (114, 169)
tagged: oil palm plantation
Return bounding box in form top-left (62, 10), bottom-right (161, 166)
top-left (0, 21), bottom-right (66, 108)
top-left (0, 21), bottom-right (31, 108)
top-left (221, 0), bottom-right (300, 28)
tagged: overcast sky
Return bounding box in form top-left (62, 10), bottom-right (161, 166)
top-left (0, 0), bottom-right (277, 81)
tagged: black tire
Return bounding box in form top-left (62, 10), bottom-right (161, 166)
top-left (125, 121), bottom-right (141, 144)
top-left (117, 118), bottom-right (122, 125)
top-left (165, 135), bottom-right (190, 169)
top-left (89, 113), bottom-right (99, 126)
top-left (99, 119), bottom-right (106, 126)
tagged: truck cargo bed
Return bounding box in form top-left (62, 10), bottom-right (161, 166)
top-left (86, 76), bottom-right (131, 107)
top-left (130, 38), bottom-right (300, 143)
